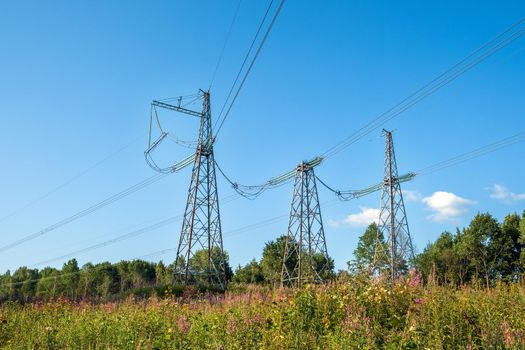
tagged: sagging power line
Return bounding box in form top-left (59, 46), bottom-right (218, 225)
top-left (26, 194), bottom-right (240, 269)
top-left (321, 17), bottom-right (525, 160)
top-left (0, 172), bottom-right (179, 254)
top-left (3, 8), bottom-right (524, 291)
top-left (214, 0), bottom-right (286, 139)
top-left (0, 133), bottom-right (146, 224)
top-left (213, 17), bottom-right (525, 202)
top-left (146, 91), bottom-right (228, 289)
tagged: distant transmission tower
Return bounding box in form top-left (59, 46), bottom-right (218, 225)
top-left (173, 90), bottom-right (226, 289)
top-left (281, 158), bottom-right (330, 287)
top-left (374, 130), bottom-right (415, 281)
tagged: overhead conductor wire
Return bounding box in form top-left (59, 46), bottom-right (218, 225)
top-left (321, 17), bottom-right (525, 160)
top-left (214, 0), bottom-right (286, 138)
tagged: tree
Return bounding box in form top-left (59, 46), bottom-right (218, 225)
top-left (36, 267), bottom-right (60, 299)
top-left (518, 210), bottom-right (525, 276)
top-left (78, 263), bottom-right (95, 299)
top-left (155, 261), bottom-right (173, 286)
top-left (416, 232), bottom-right (460, 285)
top-left (58, 259), bottom-right (80, 299)
top-left (78, 262), bottom-right (120, 301)
top-left (117, 260), bottom-right (156, 292)
top-left (520, 210), bottom-right (525, 239)
top-left (498, 214), bottom-right (521, 280)
top-left (461, 213), bottom-right (502, 288)
top-left (11, 267), bottom-right (39, 302)
top-left (260, 235), bottom-right (289, 286)
top-left (260, 234), bottom-right (334, 285)
top-left (311, 252), bottom-right (335, 281)
top-left (232, 259), bottom-right (265, 284)
top-left (188, 248), bottom-right (233, 286)
top-left (0, 271), bottom-right (13, 302)
top-left (348, 223), bottom-right (386, 273)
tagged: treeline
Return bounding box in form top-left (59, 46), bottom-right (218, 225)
top-left (1, 210), bottom-right (523, 302)
top-left (231, 235), bottom-right (335, 285)
top-left (0, 235), bottom-right (334, 302)
top-left (0, 248), bottom-right (237, 302)
top-left (0, 259), bottom-right (177, 302)
top-left (416, 211), bottom-right (525, 287)
top-left (349, 210), bottom-right (525, 287)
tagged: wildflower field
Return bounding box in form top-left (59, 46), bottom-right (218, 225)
top-left (1, 278), bottom-right (525, 349)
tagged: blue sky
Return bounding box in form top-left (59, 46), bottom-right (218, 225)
top-left (0, 1), bottom-right (524, 273)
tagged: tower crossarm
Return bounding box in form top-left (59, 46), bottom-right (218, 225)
top-left (319, 172), bottom-right (416, 200)
top-left (152, 100), bottom-right (204, 118)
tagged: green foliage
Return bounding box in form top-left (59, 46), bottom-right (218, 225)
top-left (188, 247), bottom-right (234, 286)
top-left (0, 209), bottom-right (524, 347)
top-left (416, 231), bottom-right (460, 285)
top-left (259, 234), bottom-right (335, 286)
top-left (349, 223), bottom-right (387, 273)
top-left (232, 259), bottom-right (265, 284)
top-left (0, 251), bottom-right (236, 302)
top-left (260, 235), bottom-right (289, 286)
top-left (1, 280), bottom-right (525, 349)
top-left (416, 211), bottom-right (525, 287)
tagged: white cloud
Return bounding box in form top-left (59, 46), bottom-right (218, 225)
top-left (488, 184), bottom-right (525, 203)
top-left (329, 207), bottom-right (380, 228)
top-left (422, 191), bottom-right (475, 222)
top-left (403, 189), bottom-right (422, 202)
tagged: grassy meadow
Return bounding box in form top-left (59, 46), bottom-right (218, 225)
top-left (1, 276), bottom-right (525, 349)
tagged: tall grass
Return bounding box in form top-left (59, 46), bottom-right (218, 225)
top-left (1, 277), bottom-right (524, 349)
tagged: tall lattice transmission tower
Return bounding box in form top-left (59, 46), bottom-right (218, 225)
top-left (145, 90), bottom-right (225, 288)
top-left (163, 91), bottom-right (226, 289)
top-left (281, 157), bottom-right (331, 287)
top-left (373, 130), bottom-right (415, 280)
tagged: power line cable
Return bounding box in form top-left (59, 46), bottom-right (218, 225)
top-left (214, 157), bottom-right (321, 199)
top-left (213, 0), bottom-right (275, 132)
top-left (416, 130), bottom-right (525, 176)
top-left (321, 18), bottom-right (525, 159)
top-left (1, 198), bottom-right (344, 288)
top-left (222, 198), bottom-right (340, 239)
top-left (316, 173), bottom-right (416, 201)
top-left (0, 173), bottom-right (171, 254)
top-left (316, 130), bottom-right (525, 202)
top-left (0, 133), bottom-right (146, 224)
top-left (209, 0), bottom-right (243, 90)
top-left (212, 19), bottom-right (525, 201)
top-left (25, 194), bottom-right (240, 269)
top-left (214, 0), bottom-right (286, 138)
top-left (0, 247), bottom-right (179, 289)
top-left (28, 216), bottom-right (182, 268)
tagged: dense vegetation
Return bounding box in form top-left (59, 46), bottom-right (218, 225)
top-left (351, 210), bottom-right (525, 288)
top-left (1, 277), bottom-right (525, 349)
top-left (416, 211), bottom-right (525, 287)
top-left (0, 210), bottom-right (524, 348)
top-left (0, 234), bottom-right (334, 302)
top-left (0, 210), bottom-right (524, 303)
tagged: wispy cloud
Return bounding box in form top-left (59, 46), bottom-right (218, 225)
top-left (488, 184), bottom-right (525, 204)
top-left (422, 191), bottom-right (476, 222)
top-left (329, 207), bottom-right (380, 228)
top-left (403, 189), bottom-right (422, 202)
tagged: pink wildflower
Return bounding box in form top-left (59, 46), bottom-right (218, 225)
top-left (177, 316), bottom-right (190, 336)
top-left (408, 270), bottom-right (422, 287)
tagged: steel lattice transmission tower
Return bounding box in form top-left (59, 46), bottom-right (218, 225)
top-left (281, 158), bottom-right (331, 287)
top-left (373, 130), bottom-right (415, 280)
top-left (174, 90), bottom-right (227, 289)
